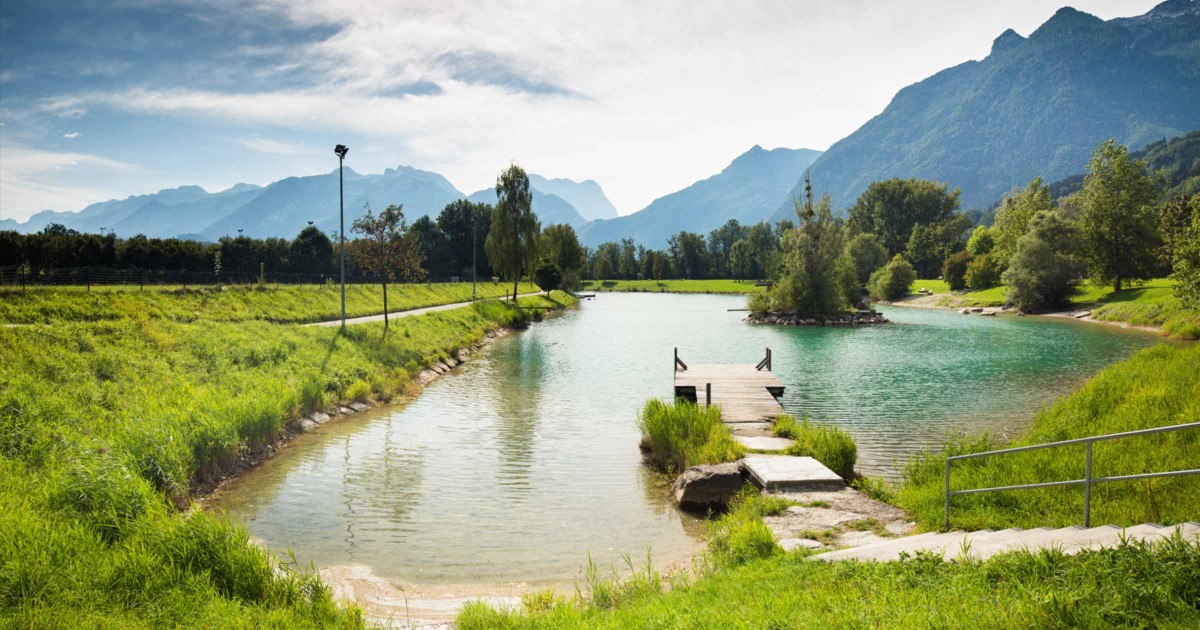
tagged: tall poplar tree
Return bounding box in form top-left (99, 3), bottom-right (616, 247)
top-left (485, 163), bottom-right (541, 300)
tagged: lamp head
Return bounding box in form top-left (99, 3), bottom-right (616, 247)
top-left (334, 144), bottom-right (349, 159)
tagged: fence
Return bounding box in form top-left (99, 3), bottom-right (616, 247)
top-left (0, 266), bottom-right (480, 289)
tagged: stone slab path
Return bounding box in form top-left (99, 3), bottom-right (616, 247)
top-left (744, 455), bottom-right (845, 492)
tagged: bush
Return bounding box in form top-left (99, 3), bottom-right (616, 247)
top-left (867, 254), bottom-right (916, 301)
top-left (942, 251), bottom-right (972, 291)
top-left (964, 253), bottom-right (1002, 290)
top-left (1001, 211), bottom-right (1085, 312)
top-left (777, 415), bottom-right (858, 479)
top-left (843, 232), bottom-right (889, 286)
top-left (637, 399), bottom-right (745, 474)
top-left (534, 261), bottom-right (562, 293)
top-left (747, 291), bottom-right (771, 316)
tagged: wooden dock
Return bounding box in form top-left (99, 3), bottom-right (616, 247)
top-left (673, 348), bottom-right (784, 423)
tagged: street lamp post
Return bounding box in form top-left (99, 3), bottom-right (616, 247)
top-left (472, 208), bottom-right (477, 301)
top-left (334, 144), bottom-right (349, 327)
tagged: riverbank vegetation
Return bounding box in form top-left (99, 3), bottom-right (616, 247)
top-left (579, 279), bottom-right (763, 294)
top-left (636, 400), bottom-right (744, 474)
top-left (897, 342), bottom-right (1200, 531)
top-left (0, 280), bottom-right (574, 625)
top-left (772, 415), bottom-right (858, 480)
top-left (459, 520), bottom-right (1200, 628)
top-left (0, 281), bottom-right (538, 325)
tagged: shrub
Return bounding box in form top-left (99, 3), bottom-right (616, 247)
top-left (637, 399), bottom-right (745, 474)
top-left (942, 251), bottom-right (972, 291)
top-left (964, 253), bottom-right (1002, 290)
top-left (867, 254), bottom-right (916, 301)
top-left (966, 225), bottom-right (994, 255)
top-left (345, 379), bottom-right (372, 403)
top-left (747, 291), bottom-right (771, 316)
top-left (1001, 211), bottom-right (1085, 312)
top-left (534, 261), bottom-right (562, 293)
top-left (778, 415), bottom-right (858, 479)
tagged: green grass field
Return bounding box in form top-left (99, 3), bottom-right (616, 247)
top-left (0, 290), bottom-right (574, 627)
top-left (0, 281), bottom-right (539, 325)
top-left (897, 343), bottom-right (1200, 531)
top-left (580, 279), bottom-right (764, 294)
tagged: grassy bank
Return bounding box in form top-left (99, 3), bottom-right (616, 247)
top-left (773, 415), bottom-right (858, 479)
top-left (907, 278), bottom-right (1200, 339)
top-left (897, 343), bottom-right (1200, 531)
top-left (580, 279), bottom-right (764, 294)
top-left (461, 512), bottom-right (1200, 628)
top-left (0, 291), bottom-right (574, 626)
top-left (0, 281), bottom-right (538, 325)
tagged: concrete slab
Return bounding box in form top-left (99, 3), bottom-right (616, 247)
top-left (742, 455), bottom-right (844, 492)
top-left (735, 435), bottom-right (795, 451)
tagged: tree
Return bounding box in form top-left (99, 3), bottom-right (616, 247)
top-left (351, 204), bottom-right (425, 330)
top-left (904, 223), bottom-right (941, 279)
top-left (964, 254), bottom-right (1002, 290)
top-left (992, 178), bottom-right (1052, 266)
top-left (540, 224), bottom-right (585, 290)
top-left (848, 178), bottom-right (961, 256)
top-left (485, 163), bottom-right (541, 300)
top-left (774, 190), bottom-right (847, 315)
top-left (867, 254), bottom-right (916, 301)
top-left (408, 215), bottom-right (449, 278)
top-left (437, 199), bottom-right (493, 278)
top-left (743, 221), bottom-right (779, 279)
top-left (534, 261), bottom-right (562, 293)
top-left (289, 226), bottom-right (334, 275)
top-left (619, 238), bottom-right (638, 280)
top-left (843, 232), bottom-right (888, 287)
top-left (966, 226), bottom-right (994, 256)
top-left (1079, 139), bottom-right (1162, 291)
top-left (1170, 194), bottom-right (1200, 309)
top-left (942, 251), bottom-right (972, 291)
top-left (729, 240), bottom-right (752, 281)
top-left (706, 219), bottom-right (747, 278)
top-left (1002, 210), bottom-right (1086, 312)
top-left (594, 254), bottom-right (614, 280)
top-left (668, 231), bottom-right (707, 279)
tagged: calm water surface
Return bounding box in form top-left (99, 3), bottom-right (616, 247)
top-left (207, 293), bottom-right (1162, 589)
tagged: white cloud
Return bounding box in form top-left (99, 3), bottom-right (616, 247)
top-left (236, 137), bottom-right (307, 155)
top-left (0, 144), bottom-right (137, 221)
top-left (63, 132), bottom-right (81, 139)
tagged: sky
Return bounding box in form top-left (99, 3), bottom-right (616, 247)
top-left (0, 0), bottom-right (1165, 222)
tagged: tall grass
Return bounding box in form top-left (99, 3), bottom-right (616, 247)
top-left (897, 343), bottom-right (1200, 530)
top-left (457, 528), bottom-right (1200, 628)
top-left (636, 400), bottom-right (745, 473)
top-left (774, 415), bottom-right (858, 479)
top-left (0, 291), bottom-right (574, 625)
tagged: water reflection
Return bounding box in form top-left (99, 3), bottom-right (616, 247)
top-left (208, 293), bottom-right (1163, 588)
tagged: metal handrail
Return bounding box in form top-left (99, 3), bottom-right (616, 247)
top-left (943, 421), bottom-right (1200, 528)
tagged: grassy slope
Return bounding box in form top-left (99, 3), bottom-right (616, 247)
top-left (911, 278), bottom-right (1200, 339)
top-left (580, 279), bottom-right (764, 294)
top-left (0, 291), bottom-right (574, 627)
top-left (897, 343), bottom-right (1200, 531)
top-left (0, 281), bottom-right (538, 325)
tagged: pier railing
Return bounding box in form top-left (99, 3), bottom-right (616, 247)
top-left (943, 421), bottom-right (1200, 528)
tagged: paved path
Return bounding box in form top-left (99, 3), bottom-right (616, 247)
top-left (306, 292), bottom-right (544, 327)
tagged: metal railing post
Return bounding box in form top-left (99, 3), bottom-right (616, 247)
top-left (705, 383), bottom-right (711, 408)
top-left (1084, 441), bottom-right (1093, 528)
top-left (944, 458), bottom-right (951, 529)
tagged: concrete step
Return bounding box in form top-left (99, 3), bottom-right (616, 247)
top-left (743, 455), bottom-right (845, 492)
top-left (813, 522), bottom-right (1200, 563)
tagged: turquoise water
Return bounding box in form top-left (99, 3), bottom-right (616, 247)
top-left (207, 293), bottom-right (1163, 589)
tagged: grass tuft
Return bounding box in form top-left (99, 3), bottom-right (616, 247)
top-left (636, 400), bottom-right (745, 474)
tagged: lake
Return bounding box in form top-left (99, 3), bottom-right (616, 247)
top-left (206, 292), bottom-right (1163, 591)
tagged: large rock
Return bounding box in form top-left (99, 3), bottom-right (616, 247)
top-left (672, 462), bottom-right (744, 510)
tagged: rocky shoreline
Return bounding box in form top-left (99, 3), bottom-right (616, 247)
top-left (746, 310), bottom-right (889, 326)
top-left (194, 325), bottom-right (522, 503)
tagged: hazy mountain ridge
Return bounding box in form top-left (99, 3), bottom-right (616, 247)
top-left (579, 145), bottom-right (822, 247)
top-left (527, 174), bottom-right (619, 221)
top-left (774, 0), bottom-right (1200, 218)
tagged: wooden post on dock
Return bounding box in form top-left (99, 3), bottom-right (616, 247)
top-left (705, 383), bottom-right (711, 407)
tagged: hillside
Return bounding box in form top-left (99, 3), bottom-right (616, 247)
top-left (774, 0), bottom-right (1200, 217)
top-left (1046, 129), bottom-right (1200, 201)
top-left (580, 145), bottom-right (822, 247)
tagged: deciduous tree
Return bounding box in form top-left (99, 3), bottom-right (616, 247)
top-left (351, 203), bottom-right (425, 330)
top-left (1079, 140), bottom-right (1162, 291)
top-left (485, 164), bottom-right (541, 300)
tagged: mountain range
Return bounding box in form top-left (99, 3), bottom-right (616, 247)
top-left (773, 0), bottom-right (1200, 220)
top-left (4, 1), bottom-right (1198, 248)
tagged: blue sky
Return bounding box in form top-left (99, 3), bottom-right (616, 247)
top-left (0, 0), bottom-right (1163, 222)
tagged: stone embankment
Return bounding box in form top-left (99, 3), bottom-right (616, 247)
top-left (747, 310), bottom-right (888, 326)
